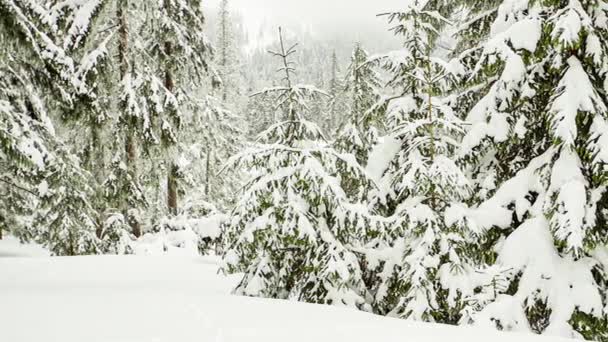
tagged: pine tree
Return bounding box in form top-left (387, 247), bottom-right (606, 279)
top-left (244, 84), bottom-right (277, 138)
top-left (366, 3), bottom-right (476, 323)
top-left (336, 44), bottom-right (383, 164)
top-left (324, 51), bottom-right (347, 136)
top-left (146, 0), bottom-right (213, 217)
top-left (180, 94), bottom-right (243, 211)
top-left (223, 28), bottom-right (378, 309)
top-left (33, 145), bottom-right (102, 256)
top-left (452, 0), bottom-right (608, 339)
top-left (200, 0), bottom-right (246, 209)
top-left (216, 0), bottom-right (239, 103)
top-left (44, 0), bottom-right (129, 239)
top-left (57, 0), bottom-right (215, 237)
top-left (0, 0), bottom-right (103, 254)
top-left (38, 0), bottom-right (152, 239)
top-left (334, 43), bottom-right (383, 201)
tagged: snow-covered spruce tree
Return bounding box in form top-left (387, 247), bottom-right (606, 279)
top-left (223, 28), bottom-right (379, 308)
top-left (244, 82), bottom-right (278, 138)
top-left (0, 70), bottom-right (48, 243)
top-left (39, 0), bottom-right (120, 242)
top-left (99, 0), bottom-right (153, 238)
top-left (156, 91), bottom-right (244, 254)
top-left (180, 94), bottom-right (243, 211)
top-left (0, 0), bottom-right (47, 241)
top-left (48, 0), bottom-right (111, 172)
top-left (451, 0), bottom-right (608, 339)
top-left (33, 145), bottom-right (103, 256)
top-left (191, 0), bottom-right (247, 210)
top-left (365, 3), bottom-right (477, 323)
top-left (338, 43), bottom-right (384, 161)
top-left (334, 43), bottom-right (383, 200)
top-left (145, 0), bottom-right (213, 216)
top-left (0, 0), bottom-right (104, 254)
top-left (69, 0), bottom-right (214, 237)
top-left (32, 0), bottom-right (154, 239)
top-left (215, 0), bottom-right (240, 103)
top-left (323, 51), bottom-right (348, 136)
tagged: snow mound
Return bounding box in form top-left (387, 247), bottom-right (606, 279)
top-left (0, 236), bottom-right (50, 257)
top-left (0, 255), bottom-right (577, 342)
top-left (132, 214), bottom-right (225, 256)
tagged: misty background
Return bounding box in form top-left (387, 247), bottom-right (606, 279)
top-left (202, 0), bottom-right (403, 54)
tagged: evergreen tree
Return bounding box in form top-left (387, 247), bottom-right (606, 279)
top-left (324, 50), bottom-right (347, 136)
top-left (223, 28), bottom-right (378, 309)
top-left (0, 0), bottom-right (104, 254)
top-left (201, 0), bottom-right (246, 210)
top-left (216, 0), bottom-right (239, 103)
top-left (33, 146), bottom-right (103, 256)
top-left (366, 3), bottom-right (476, 323)
top-left (180, 94), bottom-right (243, 211)
top-left (35, 0), bottom-right (155, 239)
top-left (334, 43), bottom-right (383, 200)
top-left (56, 0), bottom-right (215, 237)
top-left (52, 0), bottom-right (136, 254)
top-left (452, 0), bottom-right (608, 339)
top-left (336, 43), bottom-right (383, 165)
top-left (244, 83), bottom-right (278, 138)
top-left (147, 0), bottom-right (213, 216)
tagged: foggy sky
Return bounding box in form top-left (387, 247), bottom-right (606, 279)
top-left (204, 0), bottom-right (405, 44)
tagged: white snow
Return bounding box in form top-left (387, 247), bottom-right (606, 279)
top-left (0, 251), bottom-right (579, 342)
top-left (483, 217), bottom-right (603, 339)
top-left (0, 236), bottom-right (50, 258)
top-left (366, 135), bottom-right (401, 183)
top-left (133, 229), bottom-right (202, 256)
top-left (550, 57), bottom-right (606, 146)
top-left (548, 148), bottom-right (587, 251)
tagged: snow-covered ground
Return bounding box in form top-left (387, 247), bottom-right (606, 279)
top-left (0, 241), bottom-right (575, 342)
top-left (0, 235), bottom-right (50, 257)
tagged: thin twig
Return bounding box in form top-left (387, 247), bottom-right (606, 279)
top-left (0, 178), bottom-right (37, 196)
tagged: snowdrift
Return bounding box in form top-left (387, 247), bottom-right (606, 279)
top-left (0, 236), bottom-right (50, 258)
top-left (0, 254), bottom-right (577, 342)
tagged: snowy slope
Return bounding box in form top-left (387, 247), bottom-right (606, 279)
top-left (0, 236), bottom-right (50, 257)
top-left (0, 255), bottom-right (576, 342)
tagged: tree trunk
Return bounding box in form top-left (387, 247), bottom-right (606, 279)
top-left (167, 163), bottom-right (178, 216)
top-left (91, 121), bottom-right (106, 239)
top-left (163, 2), bottom-right (179, 216)
top-left (125, 133), bottom-right (141, 237)
top-left (117, 0), bottom-right (128, 82)
top-left (221, 17), bottom-right (228, 102)
top-left (164, 45), bottom-right (179, 215)
top-left (0, 210), bottom-right (4, 240)
top-left (205, 147), bottom-right (212, 197)
top-left (118, 0), bottom-right (141, 237)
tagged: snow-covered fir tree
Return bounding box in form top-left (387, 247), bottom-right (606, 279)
top-left (0, 0), bottom-right (106, 254)
top-left (43, 0), bottom-right (125, 245)
top-left (215, 0), bottom-right (240, 103)
top-left (336, 43), bottom-right (383, 165)
top-left (244, 82), bottom-right (278, 138)
top-left (223, 28), bottom-right (379, 308)
top-left (324, 51), bottom-right (348, 136)
top-left (365, 3), bottom-right (477, 323)
top-left (452, 0), bottom-right (608, 339)
top-left (46, 0), bottom-right (217, 239)
top-left (180, 94), bottom-right (242, 211)
top-left (334, 43), bottom-right (383, 200)
top-left (145, 0), bottom-right (214, 217)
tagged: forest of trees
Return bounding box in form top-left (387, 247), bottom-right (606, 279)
top-left (2, 0), bottom-right (608, 341)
